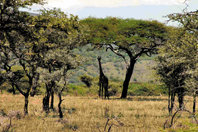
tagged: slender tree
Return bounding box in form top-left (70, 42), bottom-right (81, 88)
top-left (32, 9), bottom-right (87, 113)
top-left (0, 0), bottom-right (44, 115)
top-left (156, 10), bottom-right (198, 114)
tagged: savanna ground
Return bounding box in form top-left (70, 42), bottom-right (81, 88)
top-left (0, 94), bottom-right (198, 132)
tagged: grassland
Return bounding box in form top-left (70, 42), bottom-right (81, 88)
top-left (0, 94), bottom-right (198, 132)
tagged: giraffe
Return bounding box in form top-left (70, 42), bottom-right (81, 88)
top-left (97, 56), bottom-right (109, 99)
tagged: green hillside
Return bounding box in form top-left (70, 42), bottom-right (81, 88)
top-left (69, 45), bottom-right (157, 84)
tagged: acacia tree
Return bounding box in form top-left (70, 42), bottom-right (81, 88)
top-left (170, 11), bottom-right (198, 114)
top-left (0, 0), bottom-right (45, 115)
top-left (156, 28), bottom-right (188, 114)
top-left (1, 0), bottom-right (87, 115)
top-left (31, 9), bottom-right (87, 112)
top-left (0, 0), bottom-right (87, 115)
top-left (40, 48), bottom-right (80, 117)
top-left (81, 17), bottom-right (168, 98)
top-left (156, 10), bottom-right (198, 114)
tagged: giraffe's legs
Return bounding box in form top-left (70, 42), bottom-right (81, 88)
top-left (105, 87), bottom-right (109, 99)
top-left (99, 82), bottom-right (102, 97)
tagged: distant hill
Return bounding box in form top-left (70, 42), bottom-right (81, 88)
top-left (69, 45), bottom-right (157, 84)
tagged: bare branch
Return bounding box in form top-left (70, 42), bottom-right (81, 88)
top-left (164, 108), bottom-right (198, 129)
top-left (118, 46), bottom-right (132, 58)
top-left (14, 83), bottom-right (25, 96)
top-left (106, 44), bottom-right (129, 66)
top-left (183, 0), bottom-right (189, 13)
top-left (104, 118), bottom-right (110, 131)
top-left (107, 124), bottom-right (113, 132)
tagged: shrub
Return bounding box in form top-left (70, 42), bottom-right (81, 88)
top-left (79, 75), bottom-right (93, 87)
top-left (108, 82), bottom-right (122, 96)
top-left (128, 82), bottom-right (167, 96)
top-left (67, 84), bottom-right (88, 96)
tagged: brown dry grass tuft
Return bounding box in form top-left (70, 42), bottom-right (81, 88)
top-left (0, 94), bottom-right (197, 132)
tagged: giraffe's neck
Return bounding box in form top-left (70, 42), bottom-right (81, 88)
top-left (98, 60), bottom-right (104, 76)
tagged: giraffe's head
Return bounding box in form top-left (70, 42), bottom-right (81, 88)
top-left (97, 56), bottom-right (101, 61)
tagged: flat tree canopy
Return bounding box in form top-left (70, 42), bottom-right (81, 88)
top-left (81, 17), bottom-right (168, 98)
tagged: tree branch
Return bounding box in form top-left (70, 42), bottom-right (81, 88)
top-left (106, 44), bottom-right (129, 66)
top-left (118, 46), bottom-right (132, 58)
top-left (14, 83), bottom-right (25, 96)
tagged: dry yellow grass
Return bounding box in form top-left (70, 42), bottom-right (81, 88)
top-left (0, 94), bottom-right (197, 132)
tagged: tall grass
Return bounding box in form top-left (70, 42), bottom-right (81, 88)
top-left (0, 94), bottom-right (197, 132)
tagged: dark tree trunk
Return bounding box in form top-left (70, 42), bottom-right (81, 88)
top-left (24, 95), bottom-right (29, 115)
top-left (43, 84), bottom-right (51, 113)
top-left (178, 88), bottom-right (184, 109)
top-left (102, 83), bottom-right (104, 99)
top-left (43, 95), bottom-right (50, 113)
top-left (14, 84), bottom-right (29, 115)
top-left (11, 83), bottom-right (16, 95)
top-left (30, 73), bottom-right (40, 97)
top-left (121, 59), bottom-right (136, 99)
top-left (168, 87), bottom-right (171, 115)
top-left (170, 91), bottom-right (175, 114)
top-left (58, 92), bottom-right (63, 118)
top-left (50, 89), bottom-right (54, 110)
top-left (193, 92), bottom-right (196, 114)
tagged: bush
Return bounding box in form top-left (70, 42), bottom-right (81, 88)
top-left (128, 82), bottom-right (167, 96)
top-left (79, 75), bottom-right (93, 87)
top-left (108, 82), bottom-right (122, 96)
top-left (67, 84), bottom-right (88, 96)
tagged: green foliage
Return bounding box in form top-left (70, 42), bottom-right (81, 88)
top-left (62, 80), bottom-right (167, 96)
top-left (128, 83), bottom-right (167, 96)
top-left (156, 17), bottom-right (198, 95)
top-left (81, 17), bottom-right (167, 53)
top-left (11, 65), bottom-right (23, 72)
top-left (108, 82), bottom-right (122, 96)
top-left (0, 0), bottom-right (46, 99)
top-left (67, 84), bottom-right (89, 96)
top-left (0, 0), bottom-right (89, 115)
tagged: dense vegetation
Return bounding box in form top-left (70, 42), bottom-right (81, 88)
top-left (0, 0), bottom-right (197, 131)
top-left (156, 11), bottom-right (198, 115)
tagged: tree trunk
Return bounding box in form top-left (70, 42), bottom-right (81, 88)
top-left (43, 84), bottom-right (51, 113)
top-left (24, 95), bottom-right (29, 115)
top-left (58, 92), bottom-right (63, 118)
top-left (170, 91), bottom-right (175, 114)
top-left (50, 89), bottom-right (54, 110)
top-left (30, 73), bottom-right (40, 97)
top-left (178, 88), bottom-right (184, 109)
top-left (43, 95), bottom-right (50, 113)
top-left (14, 84), bottom-right (29, 115)
top-left (121, 59), bottom-right (136, 98)
top-left (168, 87), bottom-right (171, 115)
top-left (193, 92), bottom-right (196, 114)
top-left (11, 83), bottom-right (16, 95)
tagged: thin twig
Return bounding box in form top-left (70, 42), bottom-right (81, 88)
top-left (104, 118), bottom-right (110, 132)
top-left (164, 108), bottom-right (198, 129)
